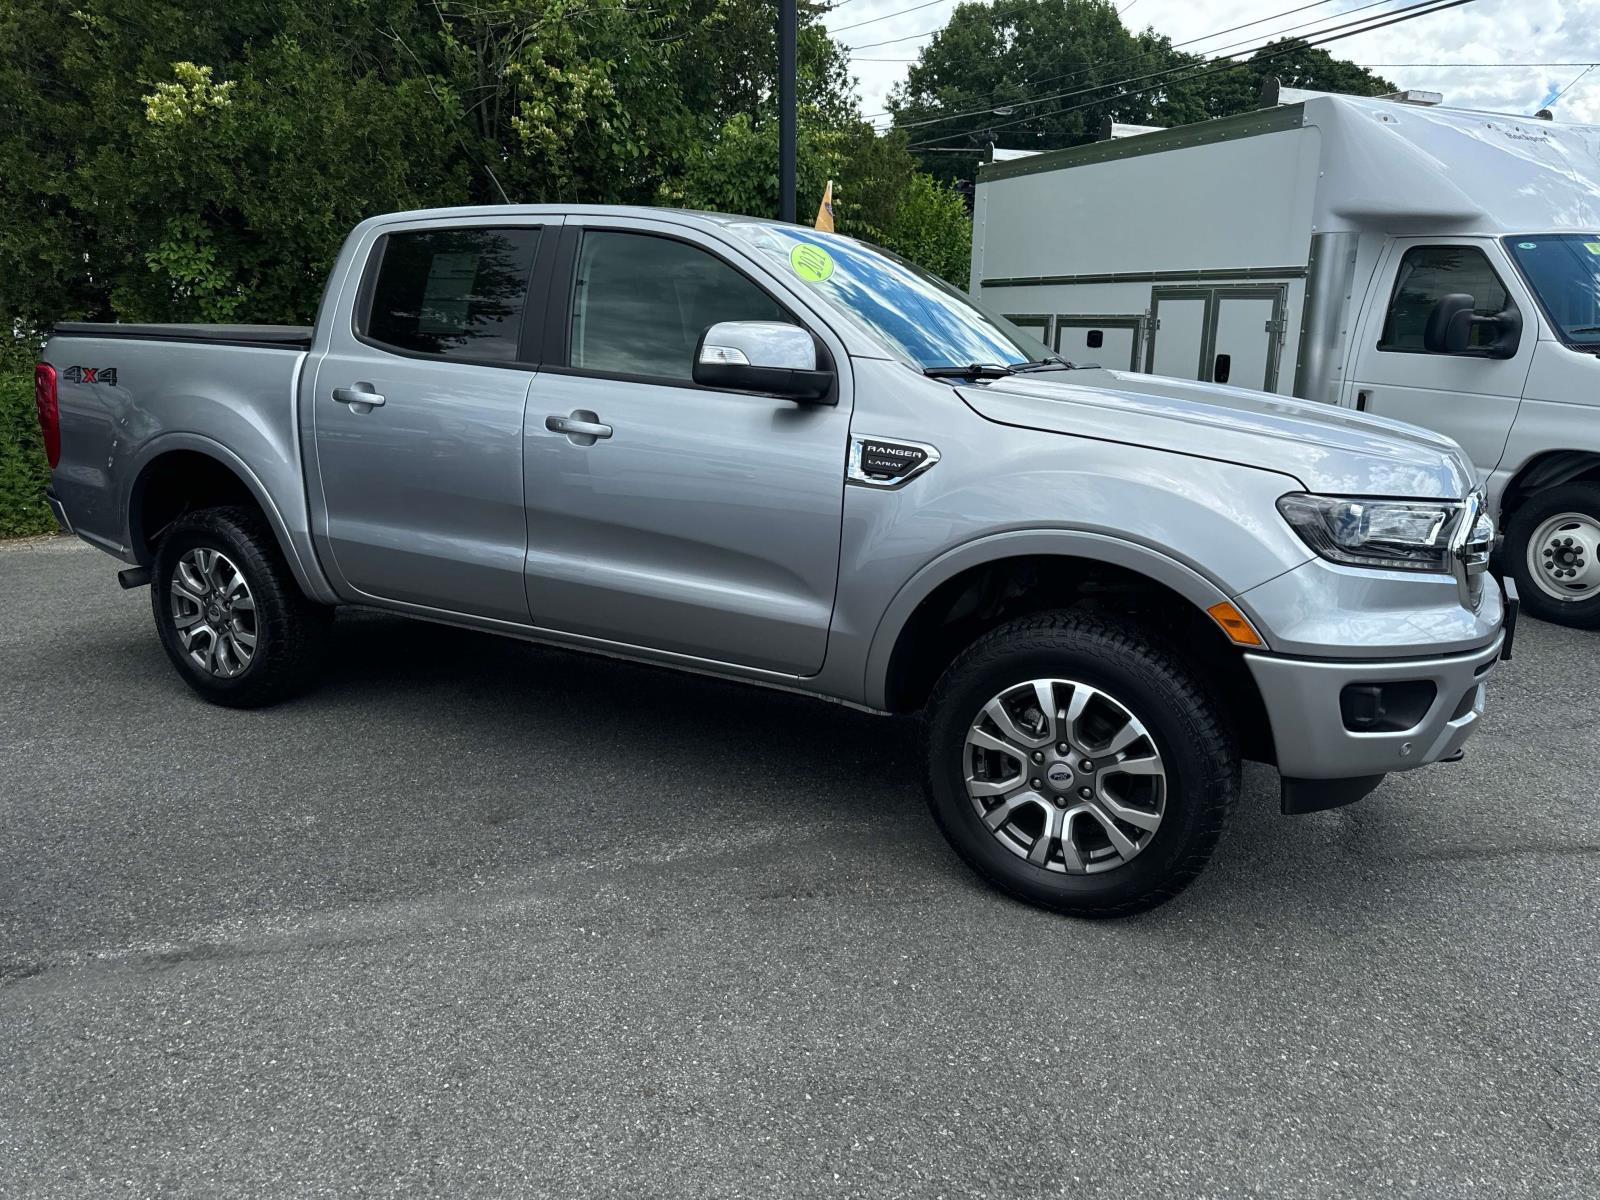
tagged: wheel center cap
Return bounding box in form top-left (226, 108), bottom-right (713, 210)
top-left (1045, 760), bottom-right (1077, 791)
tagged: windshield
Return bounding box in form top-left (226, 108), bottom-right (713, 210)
top-left (1504, 235), bottom-right (1600, 345)
top-left (723, 223), bottom-right (1049, 370)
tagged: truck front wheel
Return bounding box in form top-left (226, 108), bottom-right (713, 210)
top-left (1505, 482), bottom-right (1600, 629)
top-left (151, 506), bottom-right (332, 708)
top-left (922, 610), bottom-right (1238, 917)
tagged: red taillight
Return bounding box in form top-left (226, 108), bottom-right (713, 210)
top-left (34, 363), bottom-right (60, 469)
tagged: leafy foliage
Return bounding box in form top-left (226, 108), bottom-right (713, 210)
top-left (0, 0), bottom-right (1385, 533)
top-left (888, 0), bottom-right (1395, 182)
top-left (0, 346), bottom-right (52, 537)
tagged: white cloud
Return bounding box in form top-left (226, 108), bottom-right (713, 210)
top-left (825, 0), bottom-right (1600, 128)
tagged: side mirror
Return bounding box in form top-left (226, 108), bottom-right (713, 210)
top-left (1423, 293), bottom-right (1522, 359)
top-left (693, 321), bottom-right (834, 403)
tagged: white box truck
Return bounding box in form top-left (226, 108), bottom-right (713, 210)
top-left (970, 87), bottom-right (1600, 627)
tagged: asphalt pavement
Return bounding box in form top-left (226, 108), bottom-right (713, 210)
top-left (2, 535), bottom-right (1597, 1198)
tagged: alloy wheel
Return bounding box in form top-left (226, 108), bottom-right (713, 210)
top-left (964, 678), bottom-right (1166, 875)
top-left (170, 547), bottom-right (258, 678)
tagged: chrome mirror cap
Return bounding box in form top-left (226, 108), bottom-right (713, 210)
top-left (697, 321), bottom-right (818, 371)
top-left (692, 321), bottom-right (834, 404)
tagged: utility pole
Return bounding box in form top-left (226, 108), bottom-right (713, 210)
top-left (778, 0), bottom-right (797, 222)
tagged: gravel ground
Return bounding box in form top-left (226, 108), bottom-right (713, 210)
top-left (2, 536), bottom-right (1596, 1198)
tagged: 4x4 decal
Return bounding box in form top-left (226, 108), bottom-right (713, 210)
top-left (63, 366), bottom-right (117, 385)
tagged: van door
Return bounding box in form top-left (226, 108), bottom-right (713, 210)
top-left (310, 220), bottom-right (555, 623)
top-left (1145, 285), bottom-right (1285, 388)
top-left (1345, 239), bottom-right (1536, 479)
top-left (1055, 317), bottom-right (1142, 370)
top-left (1146, 289), bottom-right (1209, 378)
top-left (1209, 288), bottom-right (1284, 390)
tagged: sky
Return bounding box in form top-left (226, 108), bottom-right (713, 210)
top-left (823, 0), bottom-right (1600, 136)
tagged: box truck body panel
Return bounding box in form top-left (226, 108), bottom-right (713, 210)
top-left (972, 92), bottom-right (1600, 628)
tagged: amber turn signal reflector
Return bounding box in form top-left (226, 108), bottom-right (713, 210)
top-left (1207, 601), bottom-right (1264, 647)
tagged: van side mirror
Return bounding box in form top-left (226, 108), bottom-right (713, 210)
top-left (1423, 293), bottom-right (1522, 359)
top-left (693, 321), bottom-right (835, 404)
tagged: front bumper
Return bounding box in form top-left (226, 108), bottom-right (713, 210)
top-left (1244, 630), bottom-right (1504, 783)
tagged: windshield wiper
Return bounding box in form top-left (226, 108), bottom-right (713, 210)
top-left (1011, 356), bottom-right (1080, 373)
top-left (922, 356), bottom-right (1079, 380)
top-left (922, 363), bottom-right (1015, 379)
top-left (1566, 326), bottom-right (1600, 334)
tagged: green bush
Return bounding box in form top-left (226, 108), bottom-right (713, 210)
top-left (0, 360), bottom-right (53, 538)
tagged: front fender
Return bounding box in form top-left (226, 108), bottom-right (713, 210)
top-left (860, 528), bottom-right (1252, 712)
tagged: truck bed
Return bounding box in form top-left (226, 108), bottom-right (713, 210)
top-left (52, 322), bottom-right (313, 350)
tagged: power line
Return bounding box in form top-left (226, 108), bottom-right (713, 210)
top-left (878, 0), bottom-right (1408, 131)
top-left (846, 23), bottom-right (947, 49)
top-left (908, 0), bottom-right (1472, 148)
top-left (859, 0), bottom-right (1396, 124)
top-left (1548, 64), bottom-right (1597, 107)
top-left (907, 0), bottom-right (1477, 149)
top-left (830, 0), bottom-right (951, 34)
top-left (1359, 61), bottom-right (1599, 66)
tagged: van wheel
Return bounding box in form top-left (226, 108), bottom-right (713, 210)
top-left (151, 506), bottom-right (332, 707)
top-left (922, 610), bottom-right (1238, 917)
top-left (1505, 483), bottom-right (1600, 628)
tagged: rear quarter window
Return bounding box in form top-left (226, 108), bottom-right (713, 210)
top-left (362, 227), bottom-right (541, 363)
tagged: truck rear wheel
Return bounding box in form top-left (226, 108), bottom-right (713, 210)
top-left (1505, 482), bottom-right (1600, 629)
top-left (922, 610), bottom-right (1238, 917)
top-left (151, 506), bottom-right (332, 708)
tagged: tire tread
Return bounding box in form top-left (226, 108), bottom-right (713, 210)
top-left (922, 609), bottom-right (1238, 918)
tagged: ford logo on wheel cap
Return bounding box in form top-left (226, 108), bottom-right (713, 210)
top-left (1046, 762), bottom-right (1074, 789)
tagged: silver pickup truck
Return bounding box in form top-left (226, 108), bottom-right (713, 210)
top-left (35, 205), bottom-right (1511, 915)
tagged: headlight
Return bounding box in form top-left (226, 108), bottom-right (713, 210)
top-left (1276, 493), bottom-right (1463, 573)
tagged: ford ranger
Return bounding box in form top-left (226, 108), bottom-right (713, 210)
top-left (34, 205), bottom-right (1512, 915)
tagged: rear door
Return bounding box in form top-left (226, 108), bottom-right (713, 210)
top-left (1346, 239), bottom-right (1536, 478)
top-left (520, 217), bottom-right (851, 675)
top-left (310, 218), bottom-right (557, 623)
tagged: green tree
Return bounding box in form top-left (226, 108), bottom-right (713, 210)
top-left (887, 0), bottom-right (1395, 183)
top-left (888, 0), bottom-right (1175, 181)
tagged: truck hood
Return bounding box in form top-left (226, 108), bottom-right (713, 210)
top-left (958, 368), bottom-right (1475, 499)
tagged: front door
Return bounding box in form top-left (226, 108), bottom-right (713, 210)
top-left (1346, 238), bottom-right (1537, 479)
top-left (311, 220), bottom-right (553, 623)
top-left (521, 220), bottom-right (850, 675)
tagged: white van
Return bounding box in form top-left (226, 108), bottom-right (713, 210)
top-left (970, 87), bottom-right (1600, 628)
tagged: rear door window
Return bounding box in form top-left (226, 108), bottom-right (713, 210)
top-left (363, 228), bottom-right (541, 363)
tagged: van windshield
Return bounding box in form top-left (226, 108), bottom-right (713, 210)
top-left (1504, 235), bottom-right (1600, 346)
top-left (723, 223), bottom-right (1049, 370)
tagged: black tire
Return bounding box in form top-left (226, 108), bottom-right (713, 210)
top-left (922, 610), bottom-right (1238, 918)
top-left (151, 506), bottom-right (332, 708)
top-left (1504, 482), bottom-right (1600, 629)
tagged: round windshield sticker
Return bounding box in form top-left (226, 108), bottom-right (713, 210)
top-left (789, 243), bottom-right (835, 282)
top-left (1518, 241), bottom-right (1538, 249)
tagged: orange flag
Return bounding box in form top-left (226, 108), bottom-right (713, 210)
top-left (814, 179), bottom-right (835, 232)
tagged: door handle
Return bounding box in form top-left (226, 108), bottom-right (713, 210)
top-left (1355, 389), bottom-right (1370, 411)
top-left (546, 411), bottom-right (612, 445)
top-left (332, 384), bottom-right (386, 410)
